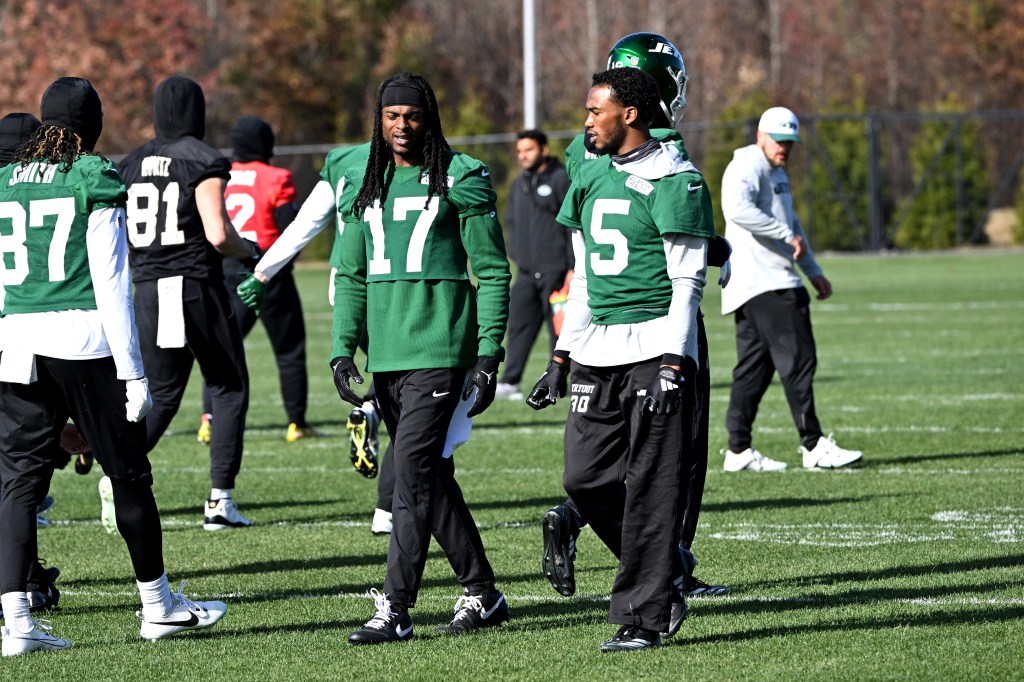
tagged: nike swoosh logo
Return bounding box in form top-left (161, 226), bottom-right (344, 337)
top-left (396, 623), bottom-right (413, 637)
top-left (481, 169), bottom-right (490, 177)
top-left (688, 182), bottom-right (702, 192)
top-left (432, 390), bottom-right (450, 398)
top-left (480, 595), bottom-right (505, 619)
top-left (148, 611), bottom-right (199, 627)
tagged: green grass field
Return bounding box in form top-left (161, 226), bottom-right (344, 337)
top-left (15, 250), bottom-right (1024, 680)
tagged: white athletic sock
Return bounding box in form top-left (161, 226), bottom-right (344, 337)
top-left (137, 573), bottom-right (174, 620)
top-left (1, 592), bottom-right (33, 633)
top-left (210, 488), bottom-right (232, 501)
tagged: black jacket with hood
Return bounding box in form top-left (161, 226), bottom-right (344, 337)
top-left (119, 76), bottom-right (231, 282)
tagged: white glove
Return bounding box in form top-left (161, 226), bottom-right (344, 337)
top-left (718, 259), bottom-right (732, 288)
top-left (125, 377), bottom-right (153, 422)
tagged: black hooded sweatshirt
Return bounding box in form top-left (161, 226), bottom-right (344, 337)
top-left (0, 113), bottom-right (41, 167)
top-left (119, 76), bottom-right (231, 282)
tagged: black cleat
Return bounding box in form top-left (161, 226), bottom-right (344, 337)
top-left (346, 407), bottom-right (379, 479)
top-left (348, 589), bottom-right (413, 645)
top-left (599, 625), bottom-right (662, 652)
top-left (437, 591), bottom-right (509, 635)
top-left (663, 546), bottom-right (696, 637)
top-left (684, 574), bottom-right (730, 596)
top-left (541, 505), bottom-right (578, 597)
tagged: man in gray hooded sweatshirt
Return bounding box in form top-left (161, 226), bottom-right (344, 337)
top-left (119, 76), bottom-right (260, 530)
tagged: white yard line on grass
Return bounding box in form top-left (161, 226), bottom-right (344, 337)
top-left (55, 589), bottom-right (1024, 609)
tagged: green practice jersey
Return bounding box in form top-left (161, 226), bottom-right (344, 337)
top-left (323, 143), bottom-right (371, 269)
top-left (0, 156), bottom-right (126, 314)
top-left (331, 150), bottom-right (510, 371)
top-left (557, 145), bottom-right (715, 325)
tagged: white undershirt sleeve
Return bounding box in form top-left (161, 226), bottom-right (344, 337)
top-left (256, 180), bottom-right (337, 280)
top-left (86, 206), bottom-right (144, 380)
top-left (662, 233), bottom-right (707, 361)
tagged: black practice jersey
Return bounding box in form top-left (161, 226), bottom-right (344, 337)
top-left (119, 136), bottom-right (231, 282)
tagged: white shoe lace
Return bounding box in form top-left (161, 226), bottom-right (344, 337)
top-left (364, 588), bottom-right (397, 630)
top-left (171, 580), bottom-right (208, 615)
top-left (28, 618), bottom-right (57, 636)
top-left (450, 595), bottom-right (485, 624)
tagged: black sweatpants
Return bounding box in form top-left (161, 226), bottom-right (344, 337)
top-left (726, 286), bottom-right (822, 451)
top-left (203, 260), bottom-right (308, 426)
top-left (565, 313), bottom-right (709, 552)
top-left (500, 269), bottom-right (565, 386)
top-left (563, 358), bottom-right (689, 633)
top-left (376, 368), bottom-right (495, 608)
top-left (135, 277), bottom-right (249, 489)
top-left (0, 356), bottom-right (165, 594)
top-left (679, 311), bottom-right (711, 550)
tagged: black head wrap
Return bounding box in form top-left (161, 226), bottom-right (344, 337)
top-left (40, 77), bottom-right (103, 151)
top-left (381, 84), bottom-right (427, 108)
top-left (0, 112), bottom-right (41, 166)
top-left (153, 76), bottom-right (206, 140)
top-left (230, 116), bottom-right (275, 162)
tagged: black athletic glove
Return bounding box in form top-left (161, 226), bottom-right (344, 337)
top-left (642, 366), bottom-right (684, 415)
top-left (526, 352), bottom-right (570, 410)
top-left (239, 239), bottom-right (263, 266)
top-left (707, 236), bottom-right (732, 268)
top-left (461, 356), bottom-right (500, 418)
top-left (330, 357), bottom-right (363, 407)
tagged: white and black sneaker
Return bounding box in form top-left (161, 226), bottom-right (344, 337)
top-left (348, 589), bottom-right (414, 645)
top-left (203, 498), bottom-right (252, 530)
top-left (599, 625), bottom-right (662, 652)
top-left (685, 575), bottom-right (730, 596)
top-left (371, 508), bottom-right (393, 535)
top-left (2, 619), bottom-right (71, 657)
top-left (139, 582), bottom-right (227, 641)
top-left (541, 505), bottom-right (578, 597)
top-left (437, 590), bottom-right (510, 635)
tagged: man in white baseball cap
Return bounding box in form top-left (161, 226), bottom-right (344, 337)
top-left (717, 105), bottom-right (863, 474)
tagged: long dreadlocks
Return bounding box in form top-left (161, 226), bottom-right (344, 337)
top-left (13, 125), bottom-right (85, 173)
top-left (353, 72), bottom-right (451, 217)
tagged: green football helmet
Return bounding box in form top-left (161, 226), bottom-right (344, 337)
top-left (607, 32), bottom-right (688, 128)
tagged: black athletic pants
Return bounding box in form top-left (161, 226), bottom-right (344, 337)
top-left (563, 357), bottom-right (690, 633)
top-left (726, 287), bottom-right (822, 452)
top-left (0, 356), bottom-right (165, 593)
top-left (203, 260), bottom-right (309, 426)
top-left (500, 269), bottom-right (565, 386)
top-left (564, 313), bottom-right (710, 552)
top-left (376, 368), bottom-right (495, 608)
top-left (135, 278), bottom-right (249, 489)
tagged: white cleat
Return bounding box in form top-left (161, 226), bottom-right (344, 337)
top-left (800, 434), bottom-right (863, 469)
top-left (99, 475), bottom-right (118, 534)
top-left (139, 582), bottom-right (227, 641)
top-left (371, 508), bottom-right (393, 535)
top-left (494, 382), bottom-right (523, 400)
top-left (2, 620), bottom-right (71, 657)
top-left (722, 448), bottom-right (788, 472)
top-left (203, 498), bottom-right (252, 530)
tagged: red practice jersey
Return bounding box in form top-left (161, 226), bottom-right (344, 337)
top-left (224, 160), bottom-right (297, 251)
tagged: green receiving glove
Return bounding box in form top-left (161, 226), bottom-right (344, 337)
top-left (236, 274), bottom-right (267, 313)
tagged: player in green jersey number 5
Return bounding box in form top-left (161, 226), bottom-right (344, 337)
top-left (529, 68), bottom-right (713, 652)
top-left (330, 72), bottom-right (512, 645)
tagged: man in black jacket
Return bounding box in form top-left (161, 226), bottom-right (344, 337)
top-left (496, 130), bottom-right (573, 398)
